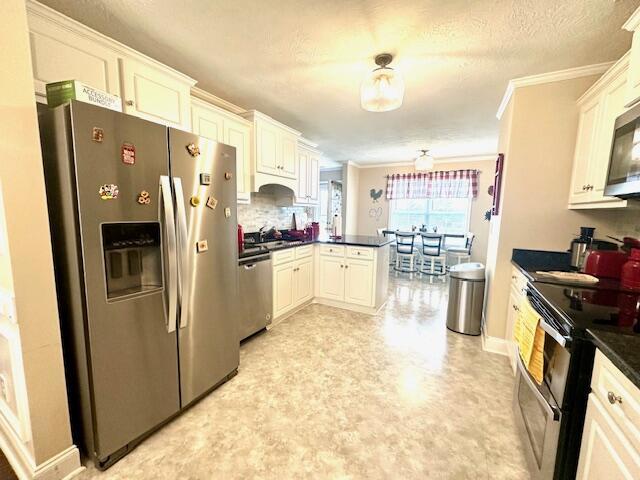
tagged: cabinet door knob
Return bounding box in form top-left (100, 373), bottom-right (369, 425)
top-left (345, 265), bottom-right (349, 269)
top-left (125, 100), bottom-right (134, 106)
top-left (607, 391), bottom-right (622, 405)
top-left (340, 264), bottom-right (343, 268)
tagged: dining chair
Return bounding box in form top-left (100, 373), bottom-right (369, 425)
top-left (394, 231), bottom-right (418, 279)
top-left (418, 233), bottom-right (447, 278)
top-left (446, 233), bottom-right (475, 268)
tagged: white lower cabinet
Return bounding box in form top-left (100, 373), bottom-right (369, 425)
top-left (272, 247), bottom-right (314, 318)
top-left (272, 245), bottom-right (378, 319)
top-left (273, 263), bottom-right (295, 318)
top-left (577, 350), bottom-right (640, 479)
top-left (318, 248), bottom-right (375, 307)
top-left (318, 256), bottom-right (345, 301)
top-left (293, 258), bottom-right (313, 305)
top-left (506, 267), bottom-right (527, 373)
top-left (344, 259), bottom-right (374, 306)
top-left (577, 395), bottom-right (640, 479)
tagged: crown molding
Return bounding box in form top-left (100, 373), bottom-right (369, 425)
top-left (496, 62), bottom-right (614, 120)
top-left (299, 137), bottom-right (319, 149)
top-left (346, 160), bottom-right (361, 168)
top-left (623, 6), bottom-right (640, 32)
top-left (577, 51), bottom-right (630, 105)
top-left (191, 87), bottom-right (246, 115)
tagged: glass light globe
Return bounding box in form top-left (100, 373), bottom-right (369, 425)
top-left (361, 65), bottom-right (404, 112)
top-left (415, 151), bottom-right (434, 171)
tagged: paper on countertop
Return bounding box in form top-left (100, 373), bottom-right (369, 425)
top-left (514, 298), bottom-right (545, 385)
top-left (535, 271), bottom-right (599, 284)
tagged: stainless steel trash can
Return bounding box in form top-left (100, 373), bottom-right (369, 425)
top-left (446, 262), bottom-right (485, 335)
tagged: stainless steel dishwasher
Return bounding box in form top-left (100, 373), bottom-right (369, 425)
top-left (238, 253), bottom-right (273, 341)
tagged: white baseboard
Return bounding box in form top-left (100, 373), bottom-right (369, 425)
top-left (481, 325), bottom-right (510, 357)
top-left (0, 408), bottom-right (83, 480)
top-left (34, 446), bottom-right (83, 480)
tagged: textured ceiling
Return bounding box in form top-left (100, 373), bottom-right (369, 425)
top-left (39, 0), bottom-right (639, 165)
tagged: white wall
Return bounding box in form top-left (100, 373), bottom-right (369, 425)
top-left (0, 1), bottom-right (80, 477)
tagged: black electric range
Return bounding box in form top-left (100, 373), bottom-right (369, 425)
top-left (529, 281), bottom-right (640, 337)
top-left (517, 279), bottom-right (640, 479)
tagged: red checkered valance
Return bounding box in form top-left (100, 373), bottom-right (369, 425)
top-left (385, 170), bottom-right (479, 200)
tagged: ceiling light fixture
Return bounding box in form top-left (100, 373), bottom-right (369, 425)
top-left (361, 53), bottom-right (404, 112)
top-left (415, 150), bottom-right (434, 171)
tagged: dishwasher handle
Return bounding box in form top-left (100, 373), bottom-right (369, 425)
top-left (238, 253), bottom-right (271, 267)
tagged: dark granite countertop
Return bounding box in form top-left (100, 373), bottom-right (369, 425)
top-left (315, 235), bottom-right (394, 248)
top-left (588, 329), bottom-right (640, 390)
top-left (239, 235), bottom-right (392, 259)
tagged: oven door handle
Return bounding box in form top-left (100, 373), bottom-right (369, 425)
top-left (516, 349), bottom-right (562, 422)
top-left (538, 317), bottom-right (568, 348)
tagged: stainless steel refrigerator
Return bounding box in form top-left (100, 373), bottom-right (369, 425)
top-left (38, 100), bottom-right (239, 469)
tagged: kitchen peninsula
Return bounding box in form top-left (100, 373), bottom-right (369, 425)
top-left (241, 234), bottom-right (393, 321)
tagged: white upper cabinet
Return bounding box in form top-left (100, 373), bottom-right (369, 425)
top-left (224, 120), bottom-right (252, 203)
top-left (27, 1), bottom-right (121, 102)
top-left (568, 54), bottom-right (629, 209)
top-left (191, 97), bottom-right (252, 203)
top-left (297, 148), bottom-right (309, 202)
top-left (26, 0), bottom-right (195, 132)
top-left (241, 111), bottom-right (301, 193)
top-left (280, 133), bottom-right (298, 179)
top-left (569, 96), bottom-right (601, 205)
top-left (623, 7), bottom-right (640, 107)
top-left (296, 141), bottom-right (321, 205)
top-left (255, 119), bottom-right (280, 175)
top-left (120, 57), bottom-right (193, 131)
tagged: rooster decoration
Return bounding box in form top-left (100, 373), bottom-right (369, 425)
top-left (370, 188), bottom-right (383, 203)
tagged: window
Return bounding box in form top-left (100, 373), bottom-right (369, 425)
top-left (388, 197), bottom-right (471, 233)
top-left (319, 181), bottom-right (329, 231)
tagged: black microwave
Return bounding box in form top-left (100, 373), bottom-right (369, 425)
top-left (605, 101), bottom-right (640, 198)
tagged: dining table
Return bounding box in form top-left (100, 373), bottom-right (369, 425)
top-left (381, 230), bottom-right (465, 239)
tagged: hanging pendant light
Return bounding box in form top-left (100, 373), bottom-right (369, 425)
top-left (361, 53), bottom-right (404, 112)
top-left (415, 150), bottom-right (434, 171)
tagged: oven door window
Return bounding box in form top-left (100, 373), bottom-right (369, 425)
top-left (517, 373), bottom-right (549, 467)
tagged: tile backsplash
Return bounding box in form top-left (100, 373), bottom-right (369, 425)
top-left (237, 193), bottom-right (316, 232)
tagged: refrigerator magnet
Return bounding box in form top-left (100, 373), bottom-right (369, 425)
top-left (137, 191), bottom-right (151, 205)
top-left (92, 127), bottom-right (104, 143)
top-left (99, 184), bottom-right (119, 200)
top-left (121, 143), bottom-right (136, 165)
top-left (190, 196), bottom-right (200, 207)
top-left (224, 207), bottom-right (231, 218)
top-left (196, 240), bottom-right (208, 253)
top-left (186, 143), bottom-right (200, 157)
top-left (199, 173), bottom-right (211, 185)
top-left (224, 172), bottom-right (233, 180)
top-left (206, 196), bottom-right (218, 209)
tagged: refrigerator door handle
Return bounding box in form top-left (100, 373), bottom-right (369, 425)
top-left (173, 177), bottom-right (190, 329)
top-left (160, 175), bottom-right (178, 333)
